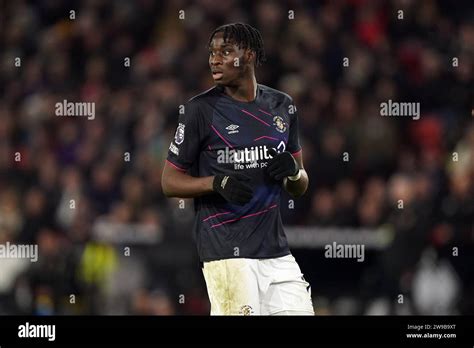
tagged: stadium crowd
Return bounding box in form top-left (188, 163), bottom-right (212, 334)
top-left (0, 0), bottom-right (472, 315)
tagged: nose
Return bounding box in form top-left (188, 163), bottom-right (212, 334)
top-left (210, 54), bottom-right (222, 67)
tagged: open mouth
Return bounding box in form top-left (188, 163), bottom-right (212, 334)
top-left (212, 71), bottom-right (224, 80)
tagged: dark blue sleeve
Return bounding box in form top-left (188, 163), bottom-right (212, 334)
top-left (287, 98), bottom-right (302, 155)
top-left (166, 101), bottom-right (203, 172)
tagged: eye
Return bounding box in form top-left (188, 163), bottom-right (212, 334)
top-left (224, 50), bottom-right (230, 56)
top-left (209, 51), bottom-right (215, 57)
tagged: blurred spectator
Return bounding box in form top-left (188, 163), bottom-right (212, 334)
top-left (0, 0), bottom-right (472, 315)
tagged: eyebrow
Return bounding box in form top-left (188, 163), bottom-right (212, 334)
top-left (209, 44), bottom-right (234, 49)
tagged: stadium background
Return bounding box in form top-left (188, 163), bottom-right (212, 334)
top-left (0, 0), bottom-right (472, 315)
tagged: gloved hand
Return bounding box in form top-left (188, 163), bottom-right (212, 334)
top-left (266, 148), bottom-right (299, 181)
top-left (213, 173), bottom-right (253, 205)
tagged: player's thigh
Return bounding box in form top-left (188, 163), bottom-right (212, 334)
top-left (261, 255), bottom-right (314, 315)
top-left (202, 258), bottom-right (260, 315)
top-left (263, 279), bottom-right (314, 315)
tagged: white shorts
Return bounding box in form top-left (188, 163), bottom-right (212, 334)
top-left (202, 254), bottom-right (314, 315)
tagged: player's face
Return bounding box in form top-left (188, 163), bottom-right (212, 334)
top-left (209, 32), bottom-right (247, 86)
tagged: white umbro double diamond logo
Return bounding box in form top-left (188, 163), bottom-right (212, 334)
top-left (226, 124), bottom-right (239, 134)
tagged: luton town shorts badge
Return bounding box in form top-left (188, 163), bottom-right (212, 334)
top-left (239, 305), bottom-right (254, 316)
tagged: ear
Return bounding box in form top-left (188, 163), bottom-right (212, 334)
top-left (243, 49), bottom-right (255, 66)
top-left (248, 49), bottom-right (256, 65)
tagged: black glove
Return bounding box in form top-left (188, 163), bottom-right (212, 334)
top-left (213, 173), bottom-right (253, 205)
top-left (266, 148), bottom-right (299, 181)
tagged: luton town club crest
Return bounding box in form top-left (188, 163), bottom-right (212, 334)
top-left (273, 116), bottom-right (287, 133)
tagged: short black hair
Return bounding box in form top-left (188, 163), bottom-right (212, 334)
top-left (208, 23), bottom-right (266, 67)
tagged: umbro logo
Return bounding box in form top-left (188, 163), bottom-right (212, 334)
top-left (226, 124), bottom-right (239, 134)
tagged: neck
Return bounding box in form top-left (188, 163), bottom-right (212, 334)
top-left (224, 75), bottom-right (257, 102)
